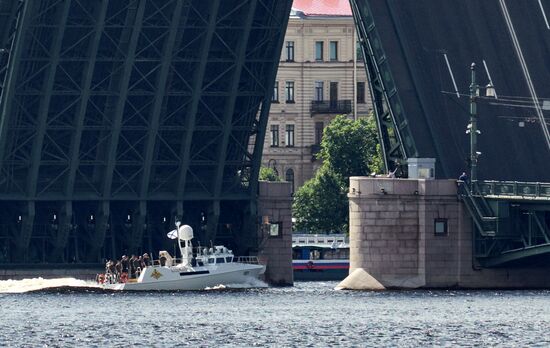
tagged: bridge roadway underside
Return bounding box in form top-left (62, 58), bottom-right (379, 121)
top-left (352, 0), bottom-right (550, 181)
top-left (0, 0), bottom-right (292, 264)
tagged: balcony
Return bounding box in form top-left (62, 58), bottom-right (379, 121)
top-left (310, 100), bottom-right (352, 115)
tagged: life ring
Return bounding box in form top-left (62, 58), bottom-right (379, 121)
top-left (97, 274), bottom-right (105, 284)
top-left (306, 261), bottom-right (314, 270)
top-left (120, 272), bottom-right (128, 283)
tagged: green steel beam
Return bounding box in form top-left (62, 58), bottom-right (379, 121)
top-left (249, 0), bottom-right (292, 195)
top-left (479, 243), bottom-right (550, 267)
top-left (51, 201), bottom-right (72, 261)
top-left (0, 1), bottom-right (19, 49)
top-left (139, 0), bottom-right (185, 200)
top-left (0, 0), bottom-right (32, 181)
top-left (65, 0), bottom-right (109, 198)
top-left (27, 0), bottom-right (72, 198)
top-left (101, 0), bottom-right (145, 199)
top-left (349, 0), bottom-right (416, 170)
top-left (213, 0), bottom-right (257, 201)
top-left (0, 191), bottom-right (251, 201)
top-left (176, 0), bottom-right (221, 203)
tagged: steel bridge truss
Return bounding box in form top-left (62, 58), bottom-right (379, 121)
top-left (0, 0), bottom-right (292, 263)
top-left (461, 181), bottom-right (550, 267)
top-left (350, 0), bottom-right (418, 175)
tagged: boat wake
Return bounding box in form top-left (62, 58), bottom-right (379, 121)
top-left (0, 277), bottom-right (101, 294)
top-left (0, 276), bottom-right (268, 293)
top-left (205, 277), bottom-right (269, 291)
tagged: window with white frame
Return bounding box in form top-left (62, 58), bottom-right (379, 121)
top-left (272, 81), bottom-right (279, 102)
top-left (270, 124), bottom-right (279, 147)
top-left (329, 41), bottom-right (338, 61)
top-left (285, 41), bottom-right (294, 62)
top-left (314, 81), bottom-right (324, 102)
top-left (315, 41), bottom-right (324, 61)
top-left (285, 81), bottom-right (294, 103)
top-left (285, 124), bottom-right (295, 147)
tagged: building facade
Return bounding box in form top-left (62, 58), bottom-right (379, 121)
top-left (262, 1), bottom-right (372, 192)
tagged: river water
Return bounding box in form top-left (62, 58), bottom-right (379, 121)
top-left (0, 279), bottom-right (549, 347)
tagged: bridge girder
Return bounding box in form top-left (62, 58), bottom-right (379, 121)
top-left (0, 0), bottom-right (292, 263)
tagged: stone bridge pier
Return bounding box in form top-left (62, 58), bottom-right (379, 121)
top-left (348, 177), bottom-right (550, 289)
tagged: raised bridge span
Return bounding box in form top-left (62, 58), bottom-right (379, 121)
top-left (0, 0), bottom-right (292, 263)
top-left (1, 0), bottom-right (549, 269)
top-left (352, 0), bottom-right (550, 267)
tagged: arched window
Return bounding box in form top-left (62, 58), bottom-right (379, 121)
top-left (285, 168), bottom-right (295, 193)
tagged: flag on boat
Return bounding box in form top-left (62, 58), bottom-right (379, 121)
top-left (167, 229), bottom-right (178, 239)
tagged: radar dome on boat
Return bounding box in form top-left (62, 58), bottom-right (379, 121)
top-left (178, 225), bottom-right (193, 240)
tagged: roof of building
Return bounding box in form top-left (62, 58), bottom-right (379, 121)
top-left (291, 0), bottom-right (352, 17)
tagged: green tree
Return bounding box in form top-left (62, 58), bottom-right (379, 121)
top-left (319, 114), bottom-right (383, 177)
top-left (292, 166), bottom-right (348, 233)
top-left (293, 114), bottom-right (382, 233)
top-left (259, 166), bottom-right (281, 182)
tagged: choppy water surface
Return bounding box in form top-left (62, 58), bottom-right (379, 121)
top-left (0, 280), bottom-right (549, 347)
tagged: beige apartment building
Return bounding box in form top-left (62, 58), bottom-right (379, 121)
top-left (262, 4), bottom-right (372, 193)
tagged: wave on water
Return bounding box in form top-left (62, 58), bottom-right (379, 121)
top-left (0, 277), bottom-right (101, 294)
top-left (205, 277), bottom-right (269, 291)
top-left (0, 276), bottom-right (268, 293)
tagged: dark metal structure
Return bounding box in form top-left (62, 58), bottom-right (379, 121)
top-left (351, 0), bottom-right (550, 267)
top-left (351, 0), bottom-right (550, 181)
top-left (0, 0), bottom-right (292, 264)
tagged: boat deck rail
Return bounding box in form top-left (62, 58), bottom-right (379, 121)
top-left (235, 256), bottom-right (261, 264)
top-left (149, 254), bottom-right (261, 267)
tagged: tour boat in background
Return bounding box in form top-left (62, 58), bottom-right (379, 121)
top-left (99, 223), bottom-right (265, 291)
top-left (292, 234), bottom-right (349, 281)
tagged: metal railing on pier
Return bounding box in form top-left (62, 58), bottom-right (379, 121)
top-left (475, 180), bottom-right (550, 200)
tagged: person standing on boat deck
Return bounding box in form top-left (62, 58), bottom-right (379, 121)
top-left (104, 260), bottom-right (111, 278)
top-left (115, 260), bottom-right (122, 281)
top-left (106, 260), bottom-right (116, 283)
top-left (132, 255), bottom-right (141, 278)
top-left (129, 255), bottom-right (137, 279)
top-left (142, 253), bottom-right (151, 267)
top-left (121, 255), bottom-right (129, 274)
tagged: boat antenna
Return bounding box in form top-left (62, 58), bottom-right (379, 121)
top-left (175, 218), bottom-right (181, 258)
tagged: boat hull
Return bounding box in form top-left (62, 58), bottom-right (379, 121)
top-left (292, 260), bottom-right (349, 281)
top-left (103, 263), bottom-right (265, 291)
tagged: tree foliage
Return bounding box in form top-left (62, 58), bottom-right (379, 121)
top-left (292, 166), bottom-right (348, 233)
top-left (259, 166), bottom-right (281, 181)
top-left (293, 114), bottom-right (382, 233)
top-left (319, 114), bottom-right (383, 178)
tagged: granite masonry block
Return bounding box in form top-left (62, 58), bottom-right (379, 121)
top-left (399, 211), bottom-right (418, 219)
top-left (363, 212), bottom-right (378, 219)
top-left (379, 211), bottom-right (400, 219)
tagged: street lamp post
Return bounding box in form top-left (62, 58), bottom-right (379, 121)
top-left (467, 62), bottom-right (495, 183)
top-left (469, 63), bottom-right (478, 182)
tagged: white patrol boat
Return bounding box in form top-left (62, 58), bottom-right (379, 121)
top-left (100, 222), bottom-right (265, 291)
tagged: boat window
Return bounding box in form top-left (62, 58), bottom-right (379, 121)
top-left (208, 258), bottom-right (215, 264)
top-left (197, 260), bottom-right (204, 267)
top-left (216, 257), bottom-right (225, 263)
top-left (226, 256), bottom-right (233, 263)
top-left (298, 239), bottom-right (306, 243)
top-left (327, 239), bottom-right (333, 243)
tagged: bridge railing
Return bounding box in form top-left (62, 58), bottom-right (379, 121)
top-left (475, 180), bottom-right (550, 200)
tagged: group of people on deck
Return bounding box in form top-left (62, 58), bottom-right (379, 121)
top-left (102, 253), bottom-right (151, 284)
